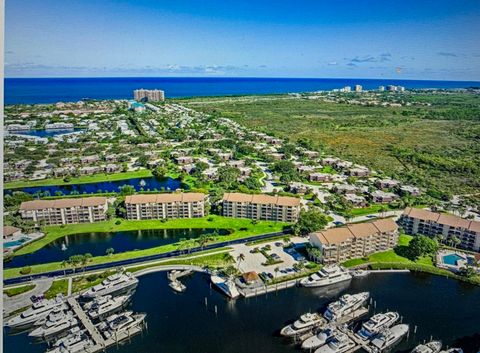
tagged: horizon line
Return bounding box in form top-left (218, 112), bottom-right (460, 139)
top-left (5, 76), bottom-right (480, 83)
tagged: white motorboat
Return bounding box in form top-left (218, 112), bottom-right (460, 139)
top-left (351, 269), bottom-right (369, 278)
top-left (97, 311), bottom-right (133, 331)
top-left (323, 292), bottom-right (370, 321)
top-left (314, 332), bottom-right (356, 353)
top-left (5, 296), bottom-right (66, 329)
top-left (81, 273), bottom-right (138, 299)
top-left (370, 324), bottom-right (409, 352)
top-left (29, 315), bottom-right (78, 339)
top-left (88, 294), bottom-right (131, 320)
top-left (300, 266), bottom-right (352, 288)
top-left (33, 309), bottom-right (72, 327)
top-left (356, 312), bottom-right (399, 340)
top-left (82, 295), bottom-right (112, 310)
top-left (210, 275), bottom-right (240, 299)
top-left (102, 313), bottom-right (146, 339)
top-left (51, 328), bottom-right (85, 348)
top-left (47, 338), bottom-right (94, 353)
top-left (280, 312), bottom-right (325, 337)
top-left (411, 341), bottom-right (443, 353)
top-left (301, 327), bottom-right (336, 350)
top-left (167, 270), bottom-right (181, 281)
top-left (169, 280), bottom-right (186, 293)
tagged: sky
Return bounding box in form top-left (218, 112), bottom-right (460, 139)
top-left (5, 0), bottom-right (480, 80)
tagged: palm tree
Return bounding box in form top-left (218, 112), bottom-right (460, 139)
top-left (105, 248), bottom-right (115, 257)
top-left (274, 267), bottom-right (280, 280)
top-left (222, 253), bottom-right (235, 264)
top-left (236, 253), bottom-right (245, 271)
top-left (60, 260), bottom-right (68, 276)
top-left (451, 235), bottom-right (461, 249)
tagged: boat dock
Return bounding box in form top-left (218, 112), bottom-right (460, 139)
top-left (67, 297), bottom-right (104, 346)
top-left (167, 269), bottom-right (194, 281)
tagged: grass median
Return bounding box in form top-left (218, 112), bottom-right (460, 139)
top-left (4, 169), bottom-right (153, 189)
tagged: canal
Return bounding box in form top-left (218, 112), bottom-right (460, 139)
top-left (5, 176), bottom-right (186, 196)
top-left (4, 272), bottom-right (480, 353)
top-left (4, 228), bottom-right (230, 269)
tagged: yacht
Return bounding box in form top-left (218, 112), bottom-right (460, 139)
top-left (210, 275), bottom-right (240, 299)
top-left (301, 327), bottom-right (336, 350)
top-left (315, 332), bottom-right (356, 353)
top-left (47, 337), bottom-right (94, 353)
top-left (439, 349), bottom-right (463, 353)
top-left (370, 324), bottom-right (409, 352)
top-left (97, 311), bottom-right (133, 331)
top-left (82, 295), bottom-right (112, 310)
top-left (81, 273), bottom-right (138, 299)
top-left (169, 280), bottom-right (186, 293)
top-left (87, 294), bottom-right (131, 320)
top-left (5, 296), bottom-right (66, 329)
top-left (51, 328), bottom-right (85, 348)
top-left (323, 292), bottom-right (370, 321)
top-left (411, 341), bottom-right (442, 353)
top-left (102, 312), bottom-right (147, 339)
top-left (29, 315), bottom-right (78, 339)
top-left (356, 312), bottom-right (399, 340)
top-left (280, 312), bottom-right (325, 337)
top-left (300, 266), bottom-right (352, 288)
top-left (33, 309), bottom-right (73, 327)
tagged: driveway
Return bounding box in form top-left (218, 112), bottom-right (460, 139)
top-left (3, 278), bottom-right (53, 316)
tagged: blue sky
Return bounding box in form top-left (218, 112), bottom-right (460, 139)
top-left (5, 0), bottom-right (480, 80)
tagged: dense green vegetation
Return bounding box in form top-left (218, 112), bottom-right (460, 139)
top-left (184, 92), bottom-right (480, 196)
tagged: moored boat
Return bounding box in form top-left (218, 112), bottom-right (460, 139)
top-left (323, 292), bottom-right (370, 321)
top-left (356, 311), bottom-right (399, 340)
top-left (411, 340), bottom-right (442, 353)
top-left (314, 332), bottom-right (356, 353)
top-left (301, 265), bottom-right (352, 288)
top-left (370, 324), bottom-right (409, 352)
top-left (301, 327), bottom-right (336, 350)
top-left (280, 312), bottom-right (325, 337)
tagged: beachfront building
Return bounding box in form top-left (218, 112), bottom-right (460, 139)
top-left (125, 193), bottom-right (205, 220)
top-left (309, 218), bottom-right (399, 264)
top-left (222, 192), bottom-right (301, 222)
top-left (19, 197), bottom-right (108, 226)
top-left (133, 89), bottom-right (165, 102)
top-left (399, 207), bottom-right (480, 251)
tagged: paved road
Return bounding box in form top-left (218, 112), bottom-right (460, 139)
top-left (3, 278), bottom-right (53, 316)
top-left (4, 230), bottom-right (290, 286)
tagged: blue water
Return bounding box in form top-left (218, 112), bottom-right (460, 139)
top-left (442, 253), bottom-right (465, 266)
top-left (8, 128), bottom-right (84, 138)
top-left (4, 176), bottom-right (186, 196)
top-left (4, 228), bottom-right (230, 269)
top-left (5, 77), bottom-right (480, 104)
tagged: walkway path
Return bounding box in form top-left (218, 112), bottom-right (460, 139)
top-left (3, 278), bottom-right (53, 316)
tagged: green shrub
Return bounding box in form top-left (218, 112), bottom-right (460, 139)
top-left (20, 266), bottom-right (31, 275)
top-left (115, 220), bottom-right (122, 225)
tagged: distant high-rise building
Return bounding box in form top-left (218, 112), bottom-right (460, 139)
top-left (343, 86), bottom-right (351, 92)
top-left (354, 85), bottom-right (362, 92)
top-left (378, 86), bottom-right (385, 92)
top-left (133, 89), bottom-right (165, 102)
top-left (397, 86), bottom-right (405, 92)
top-left (386, 85), bottom-right (396, 92)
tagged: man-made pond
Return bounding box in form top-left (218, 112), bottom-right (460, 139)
top-left (7, 128), bottom-right (84, 138)
top-left (4, 272), bottom-right (480, 353)
top-left (5, 176), bottom-right (186, 196)
top-left (4, 228), bottom-right (230, 268)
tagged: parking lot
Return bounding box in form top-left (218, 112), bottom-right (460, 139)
top-left (229, 237), bottom-right (309, 280)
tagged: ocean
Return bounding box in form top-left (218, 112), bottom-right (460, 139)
top-left (5, 77), bottom-right (480, 104)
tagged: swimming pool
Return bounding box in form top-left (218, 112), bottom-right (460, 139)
top-left (442, 253), bottom-right (465, 266)
top-left (3, 237), bottom-right (29, 248)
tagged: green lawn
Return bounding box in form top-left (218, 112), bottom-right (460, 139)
top-left (44, 279), bottom-right (68, 299)
top-left (3, 284), bottom-right (35, 297)
top-left (4, 169), bottom-right (153, 189)
top-left (346, 204), bottom-right (393, 217)
top-left (5, 216), bottom-right (287, 279)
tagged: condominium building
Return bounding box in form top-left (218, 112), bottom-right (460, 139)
top-left (19, 197), bottom-right (108, 226)
top-left (354, 84), bottom-right (362, 92)
top-left (222, 193), bottom-right (301, 222)
top-left (309, 218), bottom-right (399, 264)
top-left (399, 207), bottom-right (480, 251)
top-left (125, 193), bottom-right (205, 220)
top-left (133, 89), bottom-right (165, 102)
